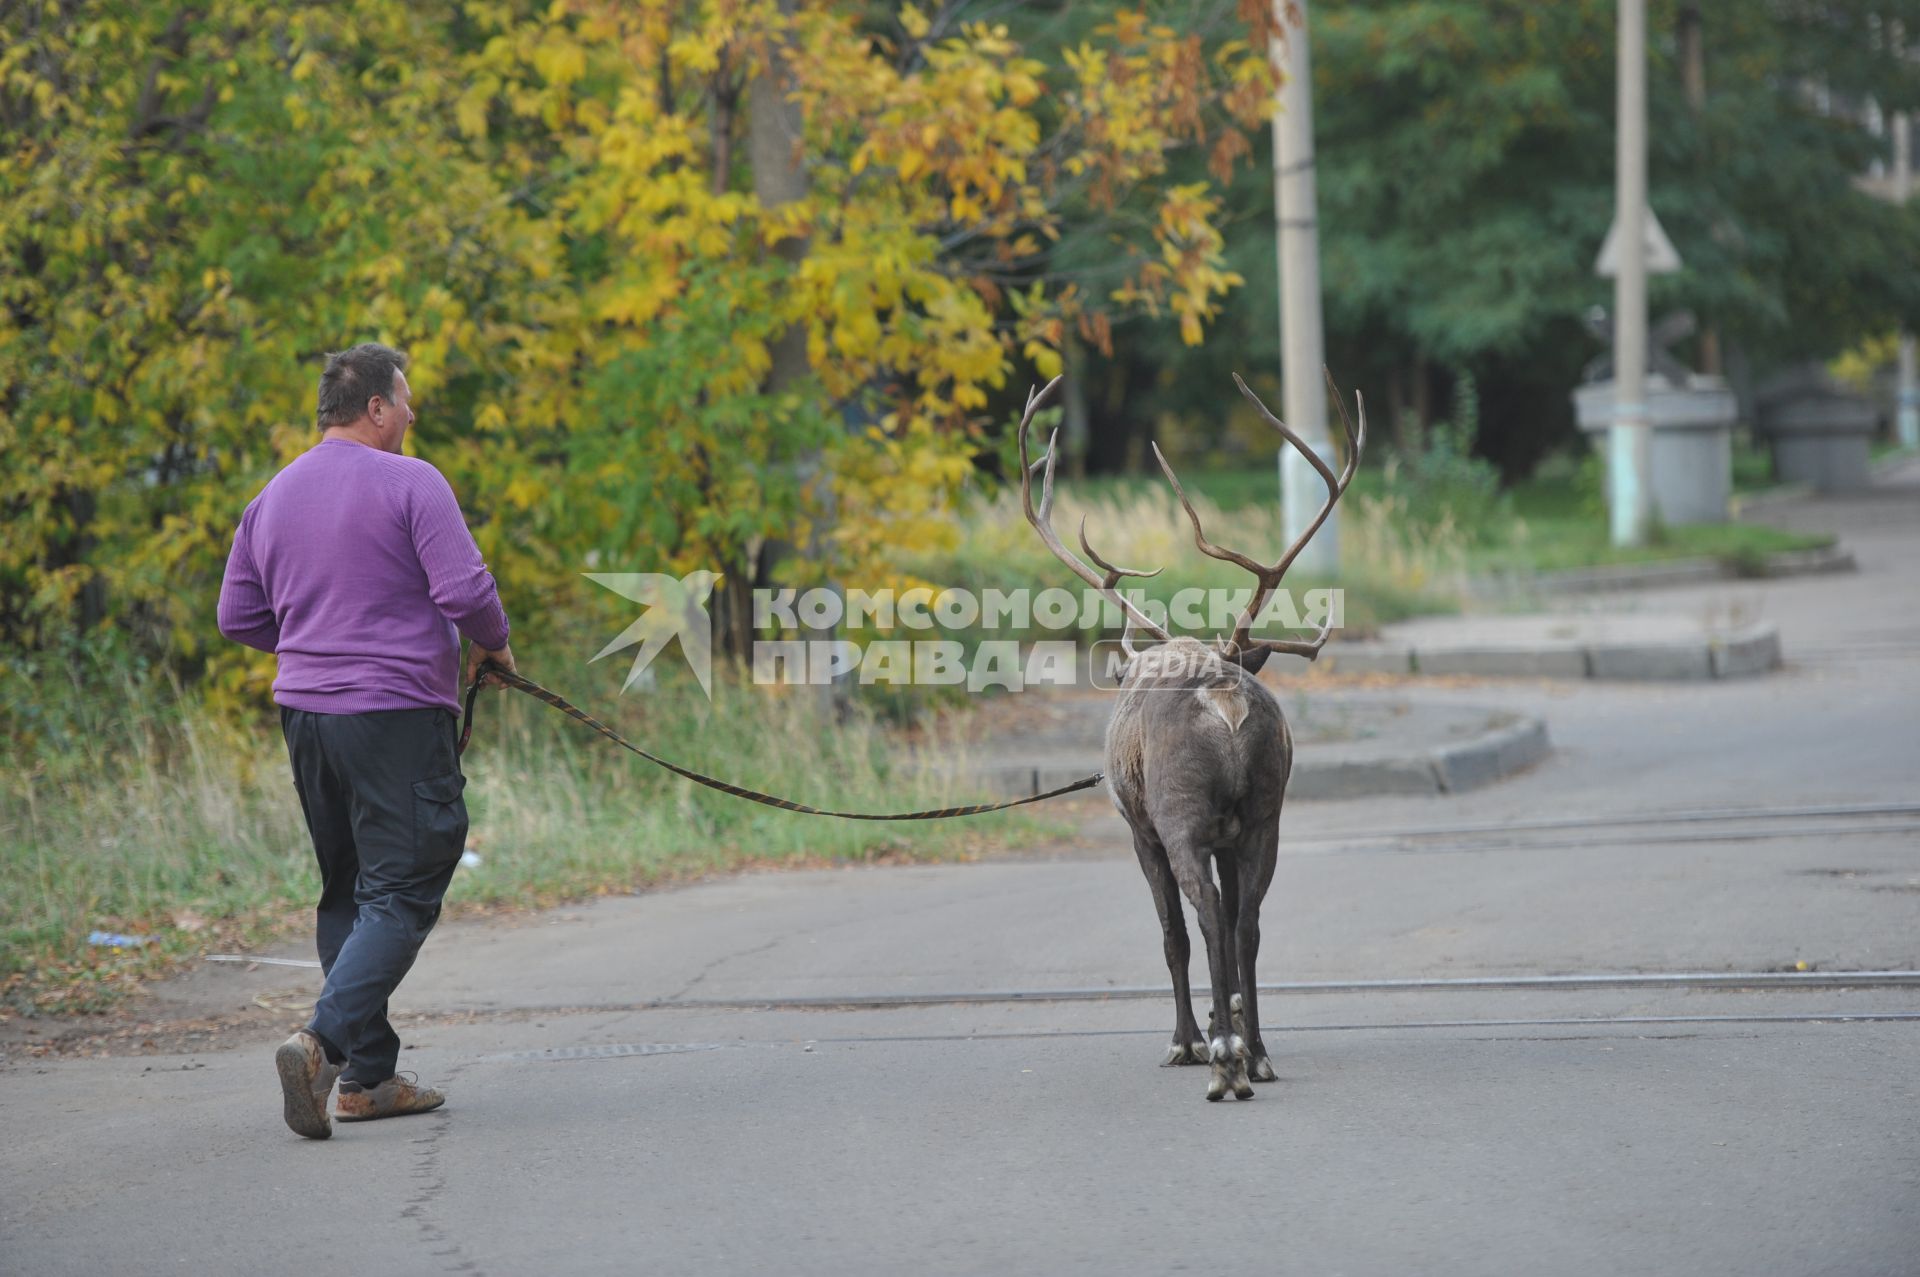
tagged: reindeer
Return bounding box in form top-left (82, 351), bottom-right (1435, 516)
top-left (1016, 371), bottom-right (1364, 1101)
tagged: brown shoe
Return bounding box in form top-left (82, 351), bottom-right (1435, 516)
top-left (335, 1072), bottom-right (446, 1122)
top-left (275, 1030), bottom-right (343, 1140)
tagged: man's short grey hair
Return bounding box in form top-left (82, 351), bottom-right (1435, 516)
top-left (316, 343), bottom-right (409, 430)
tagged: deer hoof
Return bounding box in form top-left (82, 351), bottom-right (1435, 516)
top-left (1248, 1053), bottom-right (1278, 1084)
top-left (1226, 1035), bottom-right (1256, 1098)
top-left (1162, 1039), bottom-right (1210, 1067)
top-left (1206, 1036), bottom-right (1252, 1101)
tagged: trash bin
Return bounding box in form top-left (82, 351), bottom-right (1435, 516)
top-left (1573, 374), bottom-right (1738, 524)
top-left (1753, 365), bottom-right (1878, 492)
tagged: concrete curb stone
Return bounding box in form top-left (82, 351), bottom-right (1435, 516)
top-left (1428, 716), bottom-right (1552, 794)
top-left (1286, 755), bottom-right (1445, 801)
top-left (1472, 544), bottom-right (1854, 597)
top-left (1585, 642), bottom-right (1714, 681)
top-left (1319, 645), bottom-right (1413, 676)
top-left (1709, 625), bottom-right (1783, 678)
top-left (1413, 647), bottom-right (1591, 679)
top-left (957, 706), bottom-right (1553, 802)
top-left (1333, 620), bottom-right (1782, 683)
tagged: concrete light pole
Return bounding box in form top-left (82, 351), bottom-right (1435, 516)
top-left (1895, 111), bottom-right (1918, 450)
top-left (1610, 0), bottom-right (1654, 546)
top-left (1271, 0), bottom-right (1339, 575)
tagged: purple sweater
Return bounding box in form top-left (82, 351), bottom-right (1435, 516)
top-left (217, 439), bottom-right (511, 715)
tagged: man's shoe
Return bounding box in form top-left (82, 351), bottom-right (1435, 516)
top-left (335, 1072), bottom-right (446, 1122)
top-left (275, 1030), bottom-right (342, 1140)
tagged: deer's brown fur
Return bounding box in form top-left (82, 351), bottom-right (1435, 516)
top-left (1016, 372), bottom-right (1364, 1101)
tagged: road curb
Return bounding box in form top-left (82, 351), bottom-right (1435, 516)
top-left (1325, 621), bottom-right (1782, 683)
top-left (1469, 544), bottom-right (1853, 597)
top-left (1429, 715), bottom-right (1554, 794)
top-left (956, 710), bottom-right (1552, 802)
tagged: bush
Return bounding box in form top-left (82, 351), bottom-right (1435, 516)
top-left (1375, 370), bottom-right (1510, 543)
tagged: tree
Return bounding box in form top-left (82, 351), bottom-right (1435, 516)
top-left (0, 2), bottom-right (570, 675)
top-left (1073, 0), bottom-right (1920, 478)
top-left (1, 1), bottom-right (1277, 678)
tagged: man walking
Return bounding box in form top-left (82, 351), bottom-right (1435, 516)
top-left (217, 343), bottom-right (515, 1139)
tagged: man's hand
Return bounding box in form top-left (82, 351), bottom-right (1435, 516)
top-left (464, 641), bottom-right (516, 691)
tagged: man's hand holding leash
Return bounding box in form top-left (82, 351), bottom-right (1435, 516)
top-left (465, 640), bottom-right (517, 691)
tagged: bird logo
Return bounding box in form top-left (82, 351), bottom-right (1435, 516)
top-left (584, 570), bottom-right (719, 697)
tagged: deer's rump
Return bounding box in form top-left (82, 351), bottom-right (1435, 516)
top-left (1105, 673), bottom-right (1290, 836)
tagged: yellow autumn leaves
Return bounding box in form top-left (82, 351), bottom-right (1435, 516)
top-left (1, 0), bottom-right (1274, 675)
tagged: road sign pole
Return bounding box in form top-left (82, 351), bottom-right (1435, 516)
top-left (1610, 0), bottom-right (1653, 546)
top-left (1895, 112), bottom-right (1918, 450)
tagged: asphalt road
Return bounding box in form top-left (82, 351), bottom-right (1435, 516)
top-left (4, 472), bottom-right (1918, 1276)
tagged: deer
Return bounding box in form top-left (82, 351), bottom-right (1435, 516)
top-left (1016, 371), bottom-right (1364, 1101)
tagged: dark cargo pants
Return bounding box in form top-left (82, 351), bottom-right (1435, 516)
top-left (281, 706), bottom-right (467, 1087)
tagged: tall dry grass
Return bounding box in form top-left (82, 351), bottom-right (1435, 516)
top-left (906, 483), bottom-right (1470, 636)
top-left (1, 658), bottom-right (1028, 1012)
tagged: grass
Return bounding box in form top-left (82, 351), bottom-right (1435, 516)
top-left (899, 480), bottom-right (1469, 642)
top-left (1485, 471), bottom-right (1834, 576)
top-left (1024, 455), bottom-right (1833, 586)
top-left (0, 656), bottom-right (1042, 1015)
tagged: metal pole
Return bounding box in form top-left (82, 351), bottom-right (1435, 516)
top-left (1271, 0), bottom-right (1338, 575)
top-left (1895, 111), bottom-right (1918, 450)
top-left (1610, 0), bottom-right (1653, 545)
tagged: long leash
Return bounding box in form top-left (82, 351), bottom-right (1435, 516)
top-left (457, 663), bottom-right (1105, 821)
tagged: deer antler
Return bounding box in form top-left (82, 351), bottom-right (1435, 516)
top-left (1077, 516), bottom-right (1162, 659)
top-left (1017, 378), bottom-right (1171, 650)
top-left (1152, 368), bottom-right (1366, 668)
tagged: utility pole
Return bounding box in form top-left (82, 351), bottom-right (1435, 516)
top-left (1896, 110), bottom-right (1918, 449)
top-left (1270, 0), bottom-right (1339, 575)
top-left (1610, 0), bottom-right (1654, 546)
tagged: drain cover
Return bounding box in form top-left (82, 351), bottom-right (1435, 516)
top-left (489, 1042), bottom-right (730, 1063)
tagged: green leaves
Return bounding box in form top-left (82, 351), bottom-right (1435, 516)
top-left (3, 1), bottom-right (1274, 675)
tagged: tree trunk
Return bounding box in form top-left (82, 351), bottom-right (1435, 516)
top-left (1389, 358), bottom-right (1412, 452)
top-left (1064, 334), bottom-right (1090, 478)
top-left (1679, 3), bottom-right (1722, 377)
top-left (749, 0), bottom-right (810, 390)
top-left (747, 0), bottom-right (838, 701)
top-left (1411, 350), bottom-right (1432, 447)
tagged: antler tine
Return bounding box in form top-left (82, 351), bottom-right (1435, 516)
top-left (1150, 442), bottom-right (1272, 577)
top-left (1232, 372), bottom-right (1341, 491)
top-left (1267, 369), bottom-right (1363, 584)
top-left (1014, 379), bottom-right (1171, 646)
top-left (1016, 377), bottom-right (1066, 524)
top-left (1322, 365), bottom-right (1369, 477)
top-left (1218, 370), bottom-right (1368, 666)
top-left (1076, 516), bottom-right (1164, 583)
top-left (1078, 517), bottom-right (1162, 659)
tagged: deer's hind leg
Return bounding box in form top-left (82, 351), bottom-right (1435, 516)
top-left (1235, 815), bottom-right (1281, 1084)
top-left (1207, 851), bottom-right (1244, 1041)
top-left (1130, 827), bottom-right (1207, 1066)
top-left (1164, 835), bottom-right (1253, 1102)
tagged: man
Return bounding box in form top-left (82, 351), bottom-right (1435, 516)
top-left (217, 342), bottom-right (515, 1140)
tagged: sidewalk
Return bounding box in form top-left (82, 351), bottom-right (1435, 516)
top-left (1317, 458), bottom-right (1920, 681)
top-left (953, 686), bottom-right (1548, 799)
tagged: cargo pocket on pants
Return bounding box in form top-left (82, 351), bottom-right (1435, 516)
top-left (412, 772), bottom-right (469, 869)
